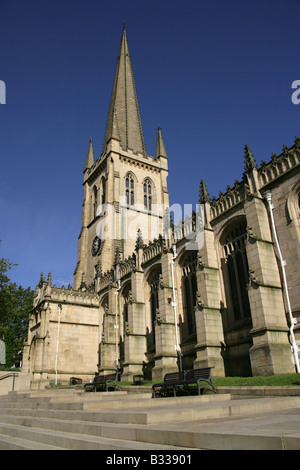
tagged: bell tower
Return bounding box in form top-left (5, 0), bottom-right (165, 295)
top-left (73, 27), bottom-right (169, 290)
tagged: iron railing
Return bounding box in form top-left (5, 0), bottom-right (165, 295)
top-left (0, 373), bottom-right (18, 391)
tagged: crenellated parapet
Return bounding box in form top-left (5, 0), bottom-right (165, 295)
top-left (197, 137), bottom-right (300, 223)
top-left (142, 234), bottom-right (166, 265)
top-left (33, 272), bottom-right (99, 310)
top-left (210, 179), bottom-right (247, 220)
top-left (258, 137), bottom-right (300, 187)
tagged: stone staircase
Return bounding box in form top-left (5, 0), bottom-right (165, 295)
top-left (0, 388), bottom-right (300, 450)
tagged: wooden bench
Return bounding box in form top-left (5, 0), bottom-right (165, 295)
top-left (84, 372), bottom-right (121, 392)
top-left (183, 367), bottom-right (217, 395)
top-left (152, 367), bottom-right (216, 398)
top-left (152, 371), bottom-right (186, 398)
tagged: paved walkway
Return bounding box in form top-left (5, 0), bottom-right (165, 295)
top-left (148, 405), bottom-right (300, 450)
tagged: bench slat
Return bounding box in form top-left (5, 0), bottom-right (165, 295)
top-left (84, 372), bottom-right (120, 392)
top-left (152, 367), bottom-right (216, 398)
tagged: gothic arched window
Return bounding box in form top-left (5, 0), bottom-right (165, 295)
top-left (120, 284), bottom-right (131, 362)
top-left (143, 179), bottom-right (152, 211)
top-left (122, 286), bottom-right (131, 335)
top-left (125, 175), bottom-right (134, 206)
top-left (93, 185), bottom-right (98, 219)
top-left (182, 252), bottom-right (197, 337)
top-left (101, 176), bottom-right (106, 205)
top-left (148, 269), bottom-right (161, 351)
top-left (222, 222), bottom-right (251, 322)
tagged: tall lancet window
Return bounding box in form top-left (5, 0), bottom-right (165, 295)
top-left (125, 175), bottom-right (134, 206)
top-left (101, 176), bottom-right (106, 205)
top-left (93, 185), bottom-right (98, 219)
top-left (222, 222), bottom-right (251, 322)
top-left (143, 179), bottom-right (152, 211)
top-left (148, 269), bottom-right (161, 350)
top-left (182, 252), bottom-right (197, 337)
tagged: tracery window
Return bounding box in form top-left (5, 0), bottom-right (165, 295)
top-left (125, 175), bottom-right (134, 206)
top-left (122, 287), bottom-right (130, 336)
top-left (222, 222), bottom-right (251, 321)
top-left (182, 252), bottom-right (197, 337)
top-left (143, 179), bottom-right (152, 211)
top-left (148, 269), bottom-right (160, 349)
top-left (120, 285), bottom-right (131, 362)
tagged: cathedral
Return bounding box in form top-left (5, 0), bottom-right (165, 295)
top-left (23, 28), bottom-right (300, 389)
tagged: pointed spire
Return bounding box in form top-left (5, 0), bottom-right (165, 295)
top-left (84, 138), bottom-right (94, 171)
top-left (135, 229), bottom-right (144, 251)
top-left (38, 272), bottom-right (46, 287)
top-left (244, 145), bottom-right (257, 173)
top-left (114, 246), bottom-right (121, 267)
top-left (199, 180), bottom-right (210, 204)
top-left (135, 229), bottom-right (144, 268)
top-left (102, 27), bottom-right (147, 157)
top-left (155, 126), bottom-right (167, 159)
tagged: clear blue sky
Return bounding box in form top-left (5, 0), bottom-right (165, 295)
top-left (0, 0), bottom-right (299, 290)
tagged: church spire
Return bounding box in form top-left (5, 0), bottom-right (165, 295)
top-left (155, 126), bottom-right (167, 159)
top-left (102, 27), bottom-right (147, 157)
top-left (84, 138), bottom-right (94, 171)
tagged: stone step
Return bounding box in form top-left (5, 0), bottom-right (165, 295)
top-left (0, 395), bottom-right (299, 424)
top-left (0, 432), bottom-right (66, 450)
top-left (0, 390), bottom-right (129, 405)
top-left (77, 396), bottom-right (300, 425)
top-left (0, 422), bottom-right (193, 450)
top-left (0, 392), bottom-right (151, 410)
top-left (1, 391), bottom-right (300, 450)
top-left (0, 392), bottom-right (227, 411)
top-left (0, 388), bottom-right (91, 401)
top-left (1, 397), bottom-right (300, 450)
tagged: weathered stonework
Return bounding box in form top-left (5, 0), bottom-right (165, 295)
top-left (24, 29), bottom-right (300, 389)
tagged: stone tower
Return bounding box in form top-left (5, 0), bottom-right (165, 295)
top-left (23, 27), bottom-right (299, 390)
top-left (73, 27), bottom-right (169, 290)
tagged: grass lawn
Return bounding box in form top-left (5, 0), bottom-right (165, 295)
top-left (120, 374), bottom-right (300, 387)
top-left (212, 374), bottom-right (300, 387)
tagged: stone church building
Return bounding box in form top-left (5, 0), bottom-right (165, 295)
top-left (23, 28), bottom-right (300, 389)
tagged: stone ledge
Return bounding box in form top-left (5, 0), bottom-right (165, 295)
top-left (217, 385), bottom-right (300, 397)
top-left (121, 384), bottom-right (300, 397)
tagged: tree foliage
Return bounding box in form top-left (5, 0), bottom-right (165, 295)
top-left (0, 251), bottom-right (33, 367)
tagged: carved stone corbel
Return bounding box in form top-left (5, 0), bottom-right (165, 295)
top-left (197, 254), bottom-right (206, 270)
top-left (247, 269), bottom-right (261, 289)
top-left (195, 293), bottom-right (205, 310)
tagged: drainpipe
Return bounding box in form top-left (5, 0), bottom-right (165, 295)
top-left (265, 191), bottom-right (300, 373)
top-left (115, 279), bottom-right (120, 372)
top-left (170, 242), bottom-right (182, 372)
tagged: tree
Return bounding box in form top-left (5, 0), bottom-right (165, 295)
top-left (0, 251), bottom-right (33, 367)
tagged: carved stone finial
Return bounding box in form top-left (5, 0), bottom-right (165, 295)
top-left (135, 229), bottom-right (143, 251)
top-left (244, 145), bottom-right (258, 173)
top-left (199, 180), bottom-right (210, 204)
